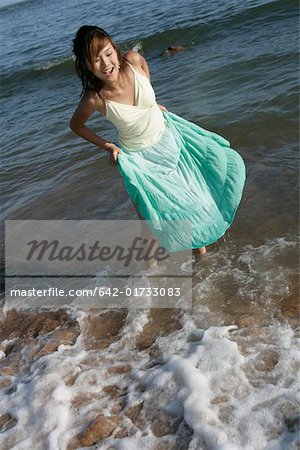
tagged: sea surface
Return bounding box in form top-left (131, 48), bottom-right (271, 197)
top-left (0, 0), bottom-right (299, 449)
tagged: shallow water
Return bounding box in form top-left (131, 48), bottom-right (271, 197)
top-left (1, 242), bottom-right (299, 449)
top-left (0, 0), bottom-right (299, 448)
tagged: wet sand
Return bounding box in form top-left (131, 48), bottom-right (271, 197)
top-left (0, 270), bottom-right (298, 449)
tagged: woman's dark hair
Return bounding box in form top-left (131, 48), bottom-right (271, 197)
top-left (72, 25), bottom-right (128, 96)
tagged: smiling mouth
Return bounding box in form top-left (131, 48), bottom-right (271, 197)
top-left (102, 67), bottom-right (114, 75)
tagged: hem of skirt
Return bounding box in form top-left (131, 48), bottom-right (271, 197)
top-left (158, 201), bottom-right (244, 253)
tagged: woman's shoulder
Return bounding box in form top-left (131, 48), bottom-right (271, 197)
top-left (123, 50), bottom-right (150, 79)
top-left (124, 50), bottom-right (143, 65)
top-left (81, 88), bottom-right (105, 114)
top-left (83, 88), bottom-right (103, 104)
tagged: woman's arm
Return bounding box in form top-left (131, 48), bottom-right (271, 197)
top-left (70, 92), bottom-right (110, 150)
top-left (70, 91), bottom-right (123, 164)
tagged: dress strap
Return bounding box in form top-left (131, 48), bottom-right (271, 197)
top-left (98, 62), bottom-right (138, 110)
top-left (98, 89), bottom-right (108, 102)
top-left (126, 61), bottom-right (137, 75)
top-left (99, 63), bottom-right (136, 102)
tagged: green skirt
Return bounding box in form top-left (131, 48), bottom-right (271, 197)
top-left (117, 111), bottom-right (246, 252)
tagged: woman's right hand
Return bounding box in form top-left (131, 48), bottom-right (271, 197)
top-left (105, 142), bottom-right (124, 167)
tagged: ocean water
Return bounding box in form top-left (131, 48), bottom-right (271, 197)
top-left (0, 0), bottom-right (299, 449)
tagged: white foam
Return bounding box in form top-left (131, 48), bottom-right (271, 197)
top-left (131, 42), bottom-right (143, 52)
top-left (34, 56), bottom-right (74, 72)
top-left (1, 237), bottom-right (299, 449)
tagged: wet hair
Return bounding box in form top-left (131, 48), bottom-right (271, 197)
top-left (72, 25), bottom-right (128, 96)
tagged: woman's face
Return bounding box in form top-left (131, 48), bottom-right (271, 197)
top-left (87, 38), bottom-right (120, 82)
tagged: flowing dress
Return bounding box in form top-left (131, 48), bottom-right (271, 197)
top-left (99, 63), bottom-right (246, 252)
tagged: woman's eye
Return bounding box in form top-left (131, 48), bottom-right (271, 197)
top-left (107, 53), bottom-right (112, 56)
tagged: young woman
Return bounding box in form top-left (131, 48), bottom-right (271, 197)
top-left (70, 25), bottom-right (246, 264)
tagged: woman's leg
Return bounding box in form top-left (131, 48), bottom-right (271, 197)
top-left (195, 246), bottom-right (207, 255)
top-left (130, 199), bottom-right (158, 268)
top-left (131, 200), bottom-right (206, 257)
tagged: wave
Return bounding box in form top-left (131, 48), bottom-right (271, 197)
top-left (0, 0), bottom-right (38, 11)
top-left (0, 56), bottom-right (75, 97)
top-left (2, 45), bottom-right (296, 99)
top-left (215, 0), bottom-right (298, 29)
top-left (1, 0), bottom-right (297, 90)
top-left (33, 56), bottom-right (75, 72)
top-left (0, 23), bottom-right (206, 92)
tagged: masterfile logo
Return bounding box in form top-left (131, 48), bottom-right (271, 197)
top-left (5, 220), bottom-right (193, 310)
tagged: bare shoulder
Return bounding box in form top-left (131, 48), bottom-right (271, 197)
top-left (80, 89), bottom-right (105, 115)
top-left (124, 50), bottom-right (144, 66)
top-left (124, 50), bottom-right (150, 79)
top-left (82, 89), bottom-right (103, 108)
